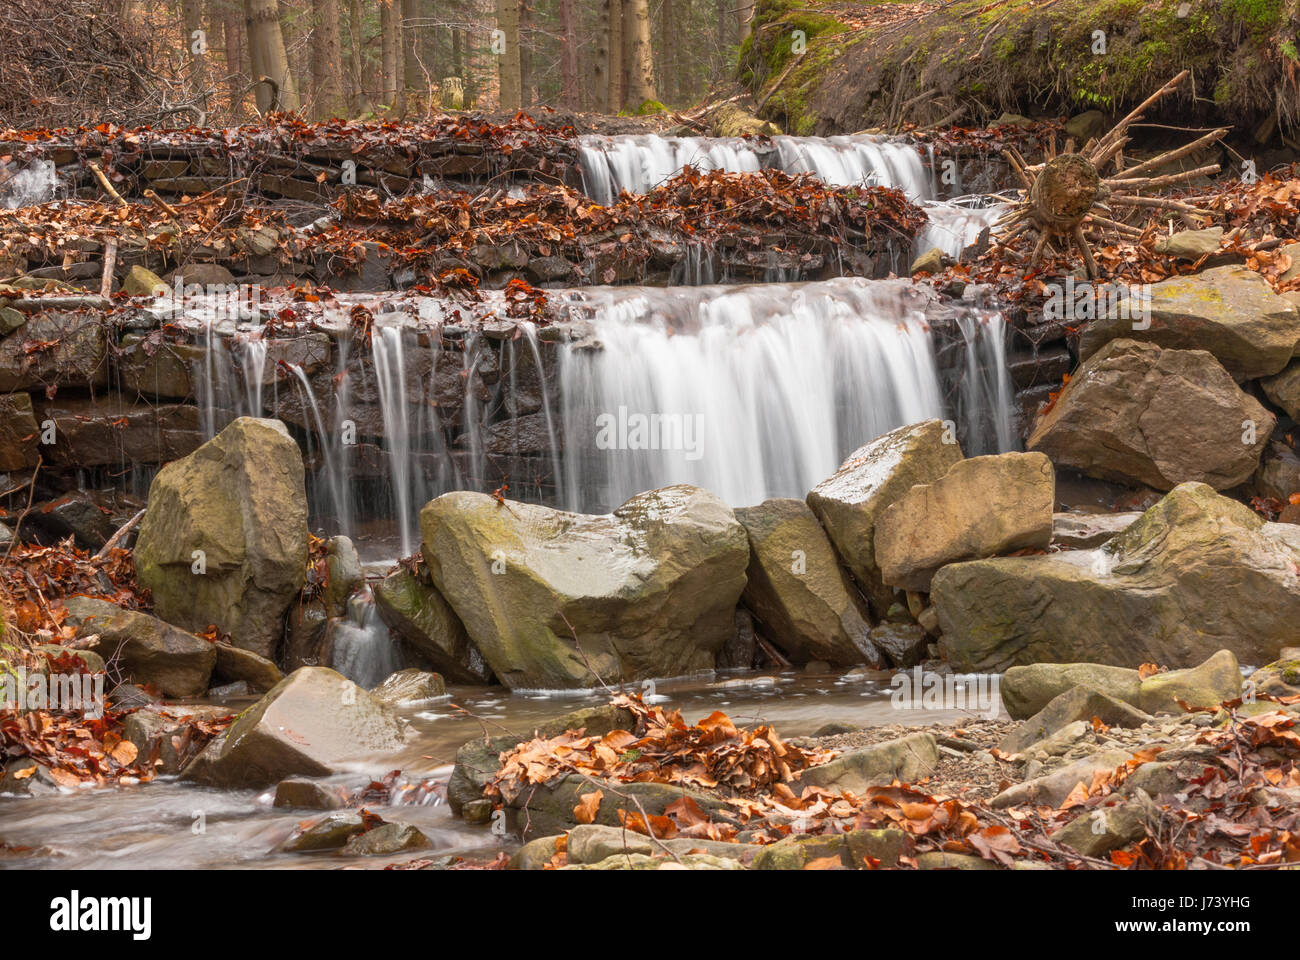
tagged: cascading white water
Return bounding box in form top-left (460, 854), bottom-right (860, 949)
top-left (915, 199), bottom-right (1007, 259)
top-left (558, 277), bottom-right (1014, 512)
top-left (577, 133), bottom-right (936, 204)
top-left (328, 588), bottom-right (401, 688)
top-left (1, 159), bottom-right (57, 209)
top-left (372, 325), bottom-right (416, 557)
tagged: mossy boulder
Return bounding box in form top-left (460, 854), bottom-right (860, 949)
top-left (372, 567), bottom-right (490, 684)
top-left (937, 484), bottom-right (1300, 673)
top-left (63, 596), bottom-right (215, 697)
top-left (421, 485), bottom-right (749, 689)
top-left (134, 417), bottom-right (308, 658)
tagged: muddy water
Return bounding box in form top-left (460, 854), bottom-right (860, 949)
top-left (0, 670), bottom-right (996, 870)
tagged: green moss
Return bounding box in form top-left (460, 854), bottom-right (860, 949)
top-left (635, 99), bottom-right (668, 115)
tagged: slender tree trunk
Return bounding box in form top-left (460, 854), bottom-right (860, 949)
top-left (400, 0), bottom-right (422, 112)
top-left (495, 0), bottom-right (522, 112)
top-left (624, 0), bottom-right (655, 108)
top-left (182, 0), bottom-right (209, 103)
top-left (605, 0), bottom-right (622, 112)
top-left (380, 0), bottom-right (399, 109)
top-left (346, 0), bottom-right (372, 113)
top-left (519, 0), bottom-right (533, 107)
top-left (309, 0), bottom-right (347, 118)
top-left (244, 0), bottom-right (299, 111)
top-left (218, 0), bottom-right (245, 114)
top-left (558, 0), bottom-right (578, 109)
top-left (737, 0), bottom-right (755, 43)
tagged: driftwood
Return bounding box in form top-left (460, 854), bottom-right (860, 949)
top-left (994, 71), bottom-right (1227, 277)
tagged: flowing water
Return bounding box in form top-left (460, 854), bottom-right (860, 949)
top-left (2, 134), bottom-right (1026, 869)
top-left (0, 670), bottom-right (997, 870)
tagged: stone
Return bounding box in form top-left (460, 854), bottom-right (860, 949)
top-left (733, 498), bottom-right (878, 667)
top-left (164, 263), bottom-right (236, 287)
top-left (717, 607), bottom-right (757, 670)
top-left (341, 822), bottom-right (431, 855)
top-left (511, 836), bottom-right (561, 870)
top-left (37, 398), bottom-right (206, 469)
top-left (122, 265), bottom-right (168, 296)
top-left (421, 484), bottom-right (749, 689)
top-left (874, 452), bottom-right (1054, 591)
top-left (370, 668), bottom-right (446, 704)
top-left (1050, 511), bottom-right (1142, 549)
top-left (1000, 663), bottom-right (1143, 719)
top-left (1248, 658), bottom-right (1300, 698)
top-left (1052, 797), bottom-right (1154, 857)
top-left (121, 704), bottom-right (231, 775)
top-left (812, 721), bottom-right (861, 737)
top-left (1261, 359), bottom-right (1300, 422)
top-left (32, 644), bottom-right (105, 674)
top-left (272, 778), bottom-right (347, 809)
top-left (21, 494), bottom-right (116, 550)
top-left (936, 484), bottom-right (1300, 673)
top-left (564, 824), bottom-right (752, 866)
top-left (750, 828), bottom-right (908, 869)
top-left (0, 391), bottom-right (39, 472)
top-left (1138, 650), bottom-right (1242, 714)
top-left (213, 643), bottom-right (282, 692)
top-left (278, 812), bottom-right (372, 852)
top-left (506, 775), bottom-right (730, 842)
top-left (910, 247), bottom-right (944, 275)
top-left (322, 536), bottom-right (363, 618)
top-left (372, 567), bottom-right (490, 684)
top-left (562, 853), bottom-right (745, 871)
top-left (999, 686), bottom-right (1152, 754)
top-left (1251, 441), bottom-right (1300, 502)
top-left (134, 417), bottom-right (308, 658)
top-left (181, 667), bottom-right (406, 788)
top-left (1152, 226), bottom-right (1224, 260)
top-left (807, 419), bottom-right (964, 615)
top-left (1078, 265), bottom-right (1300, 380)
top-left (916, 851), bottom-right (1000, 870)
top-left (1063, 109), bottom-right (1106, 143)
top-left (0, 312), bottom-right (106, 392)
top-left (868, 623), bottom-right (928, 668)
top-left (799, 732), bottom-right (938, 792)
top-left (1028, 339), bottom-right (1272, 490)
top-left (447, 703), bottom-right (637, 815)
top-left (63, 596), bottom-right (215, 697)
top-left (990, 749), bottom-right (1133, 809)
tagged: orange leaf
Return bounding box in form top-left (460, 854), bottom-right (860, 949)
top-left (573, 788), bottom-right (603, 825)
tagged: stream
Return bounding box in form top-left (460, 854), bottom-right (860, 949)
top-left (0, 670), bottom-right (994, 869)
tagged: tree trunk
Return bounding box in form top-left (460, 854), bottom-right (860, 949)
top-left (623, 0), bottom-right (656, 108)
top-left (244, 0), bottom-right (299, 111)
top-left (737, 0), bottom-right (755, 44)
top-left (380, 0), bottom-right (399, 109)
top-left (519, 0), bottom-right (533, 107)
top-left (219, 0), bottom-right (246, 116)
top-left (309, 0), bottom-right (347, 118)
top-left (605, 0), bottom-right (622, 112)
top-left (182, 0), bottom-right (208, 103)
top-left (400, 0), bottom-right (422, 111)
top-left (346, 0), bottom-right (372, 114)
top-left (558, 0), bottom-right (578, 109)
top-left (495, 0), bottom-right (522, 112)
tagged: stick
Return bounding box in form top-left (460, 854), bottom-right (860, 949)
top-left (143, 188), bottom-right (181, 218)
top-left (3, 457), bottom-right (41, 563)
top-left (1114, 128), bottom-right (1228, 180)
top-left (100, 239), bottom-right (117, 299)
top-left (94, 508), bottom-right (146, 559)
top-left (87, 161), bottom-right (128, 207)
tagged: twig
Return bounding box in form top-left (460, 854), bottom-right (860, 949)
top-left (93, 508), bottom-right (145, 559)
top-left (3, 456), bottom-right (40, 563)
top-left (87, 161), bottom-right (128, 207)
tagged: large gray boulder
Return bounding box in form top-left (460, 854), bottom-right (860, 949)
top-left (734, 498), bottom-right (878, 667)
top-left (934, 483), bottom-right (1300, 672)
top-left (874, 452), bottom-right (1054, 591)
top-left (421, 485), bottom-right (749, 689)
top-left (1078, 265), bottom-right (1300, 380)
top-left (807, 419), bottom-right (963, 615)
top-left (63, 596), bottom-right (215, 697)
top-left (134, 417), bottom-right (308, 658)
top-left (372, 567), bottom-right (491, 684)
top-left (181, 666), bottom-right (406, 788)
top-left (1261, 359), bottom-right (1300, 422)
top-left (1027, 339), bottom-right (1272, 491)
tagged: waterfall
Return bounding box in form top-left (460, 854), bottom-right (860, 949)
top-left (372, 325), bottom-right (416, 557)
top-left (327, 588), bottom-right (400, 689)
top-left (915, 199), bottom-right (1007, 260)
top-left (577, 133), bottom-right (935, 205)
top-left (558, 277), bottom-right (1014, 512)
